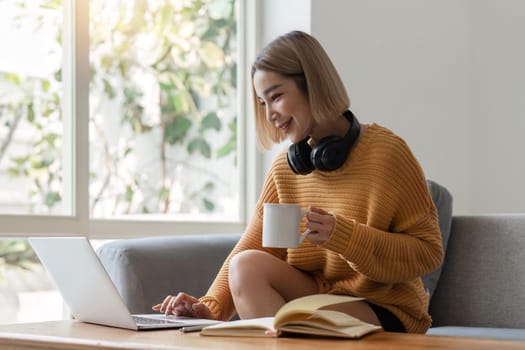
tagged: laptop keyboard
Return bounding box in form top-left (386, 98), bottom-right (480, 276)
top-left (133, 315), bottom-right (176, 325)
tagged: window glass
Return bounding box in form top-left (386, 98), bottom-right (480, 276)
top-left (0, 238), bottom-right (62, 324)
top-left (89, 0), bottom-right (239, 221)
top-left (0, 1), bottom-right (66, 215)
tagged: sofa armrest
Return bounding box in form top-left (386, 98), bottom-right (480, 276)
top-left (96, 234), bottom-right (240, 314)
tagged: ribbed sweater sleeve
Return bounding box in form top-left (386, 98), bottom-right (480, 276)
top-left (321, 135), bottom-right (443, 283)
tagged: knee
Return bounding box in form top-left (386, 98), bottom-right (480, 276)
top-left (229, 249), bottom-right (265, 278)
top-left (228, 250), bottom-right (270, 292)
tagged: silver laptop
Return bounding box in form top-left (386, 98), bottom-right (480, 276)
top-left (29, 236), bottom-right (221, 331)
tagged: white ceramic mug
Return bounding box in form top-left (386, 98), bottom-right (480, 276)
top-left (262, 203), bottom-right (311, 248)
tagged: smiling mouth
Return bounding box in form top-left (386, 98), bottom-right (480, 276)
top-left (277, 119), bottom-right (292, 131)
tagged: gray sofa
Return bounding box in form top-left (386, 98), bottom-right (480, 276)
top-left (97, 185), bottom-right (525, 340)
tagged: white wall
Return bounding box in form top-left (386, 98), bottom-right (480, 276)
top-left (259, 0), bottom-right (525, 215)
top-left (468, 1), bottom-right (525, 214)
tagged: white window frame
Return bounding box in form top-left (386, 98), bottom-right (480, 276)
top-left (0, 0), bottom-right (264, 239)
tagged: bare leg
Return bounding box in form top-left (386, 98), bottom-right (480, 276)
top-left (321, 301), bottom-right (381, 327)
top-left (228, 249), bottom-right (318, 319)
top-left (228, 249), bottom-right (381, 328)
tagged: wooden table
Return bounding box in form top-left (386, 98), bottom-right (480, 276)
top-left (0, 320), bottom-right (524, 350)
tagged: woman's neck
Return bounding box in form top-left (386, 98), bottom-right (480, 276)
top-left (310, 114), bottom-right (351, 144)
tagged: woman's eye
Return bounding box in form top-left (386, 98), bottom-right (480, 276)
top-left (270, 93), bottom-right (282, 101)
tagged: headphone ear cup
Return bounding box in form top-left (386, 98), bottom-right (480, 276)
top-left (310, 136), bottom-right (344, 171)
top-left (287, 138), bottom-right (315, 175)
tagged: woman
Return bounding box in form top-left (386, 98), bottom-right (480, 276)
top-left (152, 30), bottom-right (443, 334)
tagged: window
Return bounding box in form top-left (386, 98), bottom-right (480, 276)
top-left (89, 0), bottom-right (240, 222)
top-left (0, 0), bottom-right (258, 324)
top-left (0, 0), bottom-right (67, 216)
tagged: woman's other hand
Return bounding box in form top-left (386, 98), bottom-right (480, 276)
top-left (305, 206), bottom-right (335, 245)
top-left (151, 292), bottom-right (212, 319)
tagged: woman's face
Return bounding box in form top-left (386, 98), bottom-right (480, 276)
top-left (253, 69), bottom-right (314, 144)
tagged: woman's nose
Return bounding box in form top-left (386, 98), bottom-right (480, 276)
top-left (265, 105), bottom-right (275, 122)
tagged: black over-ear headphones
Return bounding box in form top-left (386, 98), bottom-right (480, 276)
top-left (286, 110), bottom-right (360, 175)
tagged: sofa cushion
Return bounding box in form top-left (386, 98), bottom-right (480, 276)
top-left (427, 326), bottom-right (525, 340)
top-left (429, 214), bottom-right (525, 329)
top-left (422, 179), bottom-right (453, 298)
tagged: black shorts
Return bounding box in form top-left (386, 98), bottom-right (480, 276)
top-left (365, 302), bottom-right (407, 333)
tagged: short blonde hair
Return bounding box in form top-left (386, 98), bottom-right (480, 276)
top-left (251, 31), bottom-right (350, 149)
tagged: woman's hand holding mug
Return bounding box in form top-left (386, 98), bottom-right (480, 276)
top-left (262, 204), bottom-right (334, 248)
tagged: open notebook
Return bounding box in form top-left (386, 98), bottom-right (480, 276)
top-left (29, 237), bottom-right (220, 331)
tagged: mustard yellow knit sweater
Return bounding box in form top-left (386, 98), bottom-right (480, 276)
top-left (200, 124), bottom-right (444, 333)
